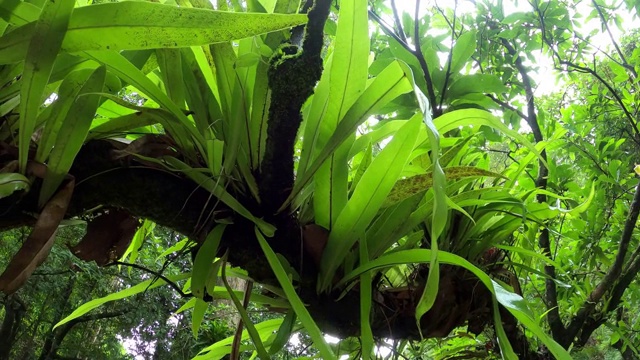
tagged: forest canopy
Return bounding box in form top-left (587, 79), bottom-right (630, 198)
top-left (1, 0), bottom-right (640, 359)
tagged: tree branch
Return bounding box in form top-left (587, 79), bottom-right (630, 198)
top-left (437, 0), bottom-right (458, 110)
top-left (390, 0), bottom-right (408, 43)
top-left (109, 261), bottom-right (192, 298)
top-left (609, 248), bottom-right (640, 314)
top-left (497, 34), bottom-right (565, 342)
top-left (259, 0), bottom-right (332, 215)
top-left (413, 0), bottom-right (441, 117)
top-left (46, 310), bottom-right (130, 360)
top-left (486, 94), bottom-right (529, 121)
top-left (591, 0), bottom-right (636, 77)
top-left (565, 181), bottom-right (640, 343)
top-left (368, 6), bottom-right (440, 117)
top-left (532, 2), bottom-right (640, 146)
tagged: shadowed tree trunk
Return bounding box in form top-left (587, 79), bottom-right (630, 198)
top-left (38, 275), bottom-right (76, 360)
top-left (0, 294), bottom-right (27, 360)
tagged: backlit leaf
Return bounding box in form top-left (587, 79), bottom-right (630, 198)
top-left (318, 116), bottom-right (421, 291)
top-left (17, 0), bottom-right (74, 173)
top-left (0, 2), bottom-right (308, 63)
top-left (384, 167), bottom-right (507, 207)
top-left (55, 272), bottom-right (191, 329)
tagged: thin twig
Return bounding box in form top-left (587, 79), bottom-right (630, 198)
top-left (486, 94), bottom-right (529, 121)
top-left (413, 0), bottom-right (440, 116)
top-left (438, 0), bottom-right (458, 109)
top-left (368, 10), bottom-right (413, 54)
top-left (390, 0), bottom-right (408, 43)
top-left (591, 0), bottom-right (636, 77)
top-left (109, 261), bottom-right (192, 298)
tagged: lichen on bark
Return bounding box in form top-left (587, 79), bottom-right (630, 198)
top-left (258, 0), bottom-right (331, 216)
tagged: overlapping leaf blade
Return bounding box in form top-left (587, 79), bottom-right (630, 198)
top-left (283, 60), bottom-right (413, 211)
top-left (312, 0), bottom-right (369, 229)
top-left (318, 116), bottom-right (421, 291)
top-left (0, 2), bottom-right (308, 63)
top-left (18, 0), bottom-right (74, 173)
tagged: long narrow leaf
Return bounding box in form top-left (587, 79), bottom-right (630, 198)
top-left (221, 266), bottom-right (269, 359)
top-left (282, 60), bottom-right (413, 211)
top-left (434, 109), bottom-right (545, 167)
top-left (18, 0), bottom-right (74, 173)
top-left (254, 228), bottom-right (336, 359)
top-left (192, 225), bottom-right (227, 299)
top-left (359, 234), bottom-right (373, 360)
top-left (0, 2), bottom-right (308, 63)
top-left (55, 272), bottom-right (192, 329)
top-left (83, 50), bottom-right (203, 158)
top-left (412, 86), bottom-right (447, 334)
top-left (192, 298), bottom-right (208, 338)
top-left (0, 0), bottom-right (40, 25)
top-left (39, 65), bottom-right (106, 206)
top-left (318, 116), bottom-right (421, 291)
top-left (166, 157), bottom-right (275, 236)
top-left (36, 67), bottom-right (98, 162)
top-left (0, 173), bottom-right (30, 198)
top-left (194, 318), bottom-right (283, 359)
top-left (313, 0), bottom-right (369, 229)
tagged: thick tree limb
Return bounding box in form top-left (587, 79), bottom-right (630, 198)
top-left (496, 35), bottom-right (565, 342)
top-left (564, 182), bottom-right (640, 344)
top-left (0, 138), bottom-right (499, 342)
top-left (258, 0), bottom-right (331, 215)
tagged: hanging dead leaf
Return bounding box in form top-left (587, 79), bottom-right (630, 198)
top-left (302, 223), bottom-right (329, 267)
top-left (0, 173), bottom-right (75, 294)
top-left (70, 209), bottom-right (140, 266)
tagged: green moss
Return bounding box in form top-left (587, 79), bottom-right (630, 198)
top-left (260, 44), bottom-right (323, 213)
top-left (267, 44), bottom-right (322, 102)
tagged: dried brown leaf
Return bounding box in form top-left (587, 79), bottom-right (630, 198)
top-left (0, 175), bottom-right (74, 294)
top-left (71, 209), bottom-right (140, 266)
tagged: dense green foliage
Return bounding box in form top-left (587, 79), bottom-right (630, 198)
top-left (0, 226), bottom-right (235, 359)
top-left (1, 0), bottom-right (640, 359)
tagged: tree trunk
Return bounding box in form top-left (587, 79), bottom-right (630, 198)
top-left (38, 276), bottom-right (76, 360)
top-left (0, 294), bottom-right (27, 360)
top-left (614, 342), bottom-right (637, 360)
top-left (19, 295), bottom-right (49, 360)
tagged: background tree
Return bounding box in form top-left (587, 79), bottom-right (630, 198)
top-left (1, 0), bottom-right (639, 359)
top-left (0, 225), bottom-right (235, 359)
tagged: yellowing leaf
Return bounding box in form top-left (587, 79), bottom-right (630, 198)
top-left (384, 167), bottom-right (507, 207)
